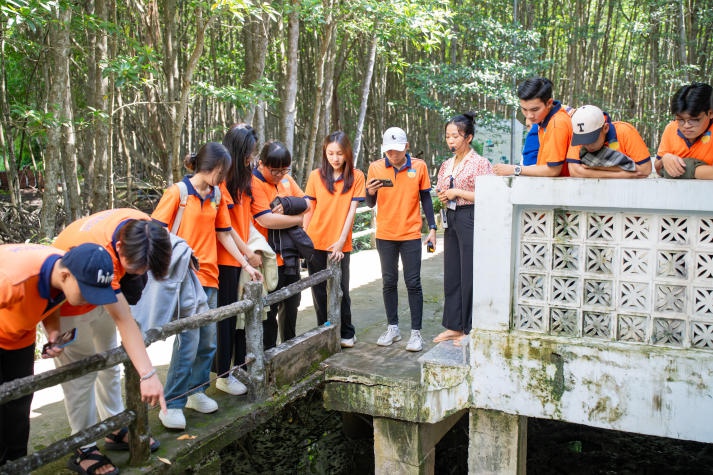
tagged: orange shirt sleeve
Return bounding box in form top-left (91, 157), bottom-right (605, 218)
top-left (537, 110), bottom-right (572, 168)
top-left (215, 188), bottom-right (231, 231)
top-left (353, 169), bottom-right (366, 201)
top-left (151, 185), bottom-right (181, 228)
top-left (615, 122), bottom-right (651, 164)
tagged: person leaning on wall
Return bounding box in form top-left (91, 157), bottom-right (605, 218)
top-left (566, 105), bottom-right (652, 178)
top-left (656, 82), bottom-right (713, 180)
top-left (493, 77), bottom-right (572, 177)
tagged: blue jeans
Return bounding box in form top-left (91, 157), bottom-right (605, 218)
top-left (376, 238), bottom-right (423, 330)
top-left (164, 287), bottom-right (217, 410)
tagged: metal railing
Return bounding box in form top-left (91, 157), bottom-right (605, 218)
top-left (0, 261), bottom-right (342, 474)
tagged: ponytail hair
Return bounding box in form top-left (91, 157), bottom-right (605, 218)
top-left (444, 111), bottom-right (477, 143)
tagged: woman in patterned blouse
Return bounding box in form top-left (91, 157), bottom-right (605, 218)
top-left (433, 112), bottom-right (494, 345)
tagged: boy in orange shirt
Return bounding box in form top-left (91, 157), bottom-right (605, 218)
top-left (656, 82), bottom-right (713, 179)
top-left (566, 105), bottom-right (652, 178)
top-left (366, 127), bottom-right (437, 352)
top-left (493, 77), bottom-right (572, 177)
top-left (0, 243), bottom-right (117, 467)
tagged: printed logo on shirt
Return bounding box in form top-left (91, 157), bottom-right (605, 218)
top-left (407, 168), bottom-right (416, 178)
top-left (702, 131), bottom-right (711, 144)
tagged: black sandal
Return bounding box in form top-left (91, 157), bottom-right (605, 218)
top-left (104, 427), bottom-right (160, 452)
top-left (67, 445), bottom-right (120, 475)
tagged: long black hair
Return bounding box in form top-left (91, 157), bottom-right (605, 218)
top-left (222, 123), bottom-right (257, 204)
top-left (320, 131), bottom-right (355, 194)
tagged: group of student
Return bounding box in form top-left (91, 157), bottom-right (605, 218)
top-left (4, 77), bottom-right (710, 474)
top-left (492, 78), bottom-right (713, 180)
top-left (0, 127), bottom-right (362, 475)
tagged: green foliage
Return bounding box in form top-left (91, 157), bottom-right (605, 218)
top-left (406, 14), bottom-right (549, 127)
top-left (0, 0), bottom-right (54, 32)
top-left (101, 48), bottom-right (160, 89)
top-left (193, 76), bottom-right (277, 111)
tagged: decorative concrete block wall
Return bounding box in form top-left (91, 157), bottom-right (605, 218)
top-left (471, 177), bottom-right (713, 443)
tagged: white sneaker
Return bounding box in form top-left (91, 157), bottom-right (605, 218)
top-left (377, 325), bottom-right (401, 346)
top-left (216, 374), bottom-right (248, 396)
top-left (159, 408), bottom-right (186, 430)
top-left (405, 330), bottom-right (423, 352)
top-left (185, 392), bottom-right (218, 413)
top-left (340, 336), bottom-right (356, 348)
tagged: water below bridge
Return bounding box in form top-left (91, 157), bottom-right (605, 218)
top-left (27, 239), bottom-right (713, 474)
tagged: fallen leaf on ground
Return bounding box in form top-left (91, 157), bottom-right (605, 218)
top-left (177, 434), bottom-right (197, 440)
top-left (158, 457), bottom-right (172, 465)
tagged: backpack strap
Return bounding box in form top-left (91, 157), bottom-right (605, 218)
top-left (171, 181), bottom-right (189, 235)
top-left (213, 184), bottom-right (221, 206)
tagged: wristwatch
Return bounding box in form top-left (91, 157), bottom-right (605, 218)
top-left (513, 165), bottom-right (522, 176)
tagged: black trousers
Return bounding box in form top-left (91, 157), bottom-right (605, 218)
top-left (264, 266), bottom-right (301, 349)
top-left (215, 265), bottom-right (247, 374)
top-left (376, 238), bottom-right (423, 330)
top-left (307, 250), bottom-right (355, 339)
top-left (0, 343), bottom-right (35, 465)
top-left (441, 206), bottom-right (475, 334)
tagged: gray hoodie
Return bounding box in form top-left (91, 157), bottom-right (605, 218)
top-left (131, 233), bottom-right (209, 333)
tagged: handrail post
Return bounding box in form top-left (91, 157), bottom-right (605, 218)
top-left (326, 260), bottom-right (342, 343)
top-left (244, 281), bottom-right (266, 402)
top-left (125, 364), bottom-right (151, 465)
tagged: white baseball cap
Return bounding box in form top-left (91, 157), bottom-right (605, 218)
top-left (381, 127), bottom-right (408, 154)
top-left (571, 105), bottom-right (606, 146)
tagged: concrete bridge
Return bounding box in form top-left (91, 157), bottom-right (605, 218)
top-left (19, 177), bottom-right (713, 474)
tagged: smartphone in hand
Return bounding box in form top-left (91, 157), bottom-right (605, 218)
top-left (380, 179), bottom-right (394, 187)
top-left (42, 328), bottom-right (77, 356)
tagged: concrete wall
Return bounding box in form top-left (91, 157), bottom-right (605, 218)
top-left (471, 176), bottom-right (713, 443)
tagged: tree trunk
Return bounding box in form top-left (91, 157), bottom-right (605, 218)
top-left (243, 12), bottom-right (271, 127)
top-left (353, 26), bottom-right (378, 168)
top-left (0, 23), bottom-right (21, 209)
top-left (280, 0), bottom-right (300, 154)
top-left (170, 7), bottom-right (213, 182)
top-left (41, 4), bottom-right (74, 238)
top-left (297, 0), bottom-right (336, 186)
top-left (84, 0), bottom-right (111, 213)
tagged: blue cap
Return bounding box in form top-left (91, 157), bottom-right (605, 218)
top-left (61, 243), bottom-right (117, 306)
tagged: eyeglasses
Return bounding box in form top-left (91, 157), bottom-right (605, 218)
top-left (675, 115), bottom-right (706, 127)
top-left (268, 167), bottom-right (291, 177)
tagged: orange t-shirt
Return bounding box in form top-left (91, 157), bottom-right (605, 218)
top-left (0, 244), bottom-right (66, 350)
top-left (537, 104), bottom-right (572, 176)
top-left (305, 168), bottom-right (366, 252)
top-left (216, 182), bottom-right (252, 267)
top-left (54, 208), bottom-right (149, 316)
top-left (152, 177), bottom-right (231, 288)
top-left (366, 155), bottom-right (431, 241)
top-left (656, 120), bottom-right (713, 165)
top-left (567, 121), bottom-right (652, 165)
top-left (250, 170), bottom-right (306, 266)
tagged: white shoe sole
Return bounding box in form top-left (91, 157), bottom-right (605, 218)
top-left (377, 334), bottom-right (402, 346)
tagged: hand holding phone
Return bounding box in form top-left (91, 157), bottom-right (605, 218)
top-left (379, 179), bottom-right (394, 187)
top-left (42, 328), bottom-right (77, 357)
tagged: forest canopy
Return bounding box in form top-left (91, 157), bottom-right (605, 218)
top-left (0, 0), bottom-right (710, 241)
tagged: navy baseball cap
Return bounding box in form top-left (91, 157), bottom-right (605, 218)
top-left (61, 243), bottom-right (117, 306)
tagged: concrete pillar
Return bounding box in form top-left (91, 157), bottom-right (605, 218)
top-left (469, 409), bottom-right (527, 475)
top-left (373, 412), bottom-right (465, 475)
